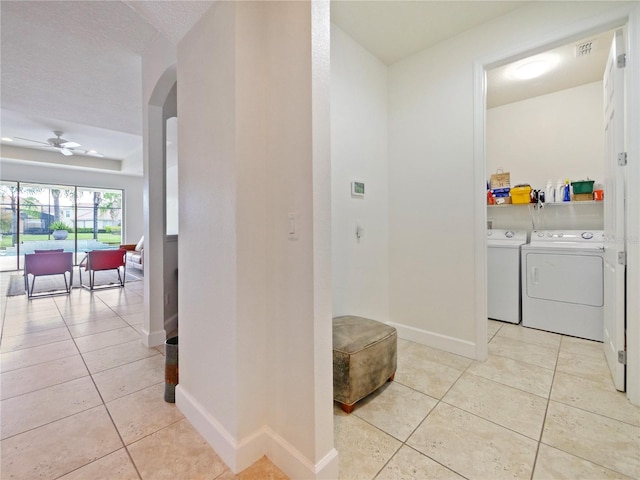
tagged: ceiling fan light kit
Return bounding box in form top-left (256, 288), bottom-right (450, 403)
top-left (11, 130), bottom-right (103, 158)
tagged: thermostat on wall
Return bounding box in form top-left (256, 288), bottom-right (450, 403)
top-left (351, 181), bottom-right (365, 197)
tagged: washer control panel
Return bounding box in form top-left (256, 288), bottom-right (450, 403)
top-left (487, 229), bottom-right (527, 245)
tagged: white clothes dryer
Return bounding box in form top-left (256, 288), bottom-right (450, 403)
top-left (487, 229), bottom-right (527, 324)
top-left (521, 230), bottom-right (604, 341)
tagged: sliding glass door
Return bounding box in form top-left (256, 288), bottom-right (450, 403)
top-left (0, 181), bottom-right (19, 271)
top-left (0, 181), bottom-right (123, 271)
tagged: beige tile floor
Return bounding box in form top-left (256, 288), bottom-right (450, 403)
top-left (0, 273), bottom-right (288, 480)
top-left (2, 271), bottom-right (639, 480)
top-left (335, 320), bottom-right (640, 480)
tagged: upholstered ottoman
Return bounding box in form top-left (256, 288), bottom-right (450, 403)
top-left (333, 316), bottom-right (397, 413)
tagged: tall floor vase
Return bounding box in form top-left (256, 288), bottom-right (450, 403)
top-left (164, 336), bottom-right (179, 403)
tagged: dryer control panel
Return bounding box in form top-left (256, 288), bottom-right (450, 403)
top-left (529, 230), bottom-right (604, 250)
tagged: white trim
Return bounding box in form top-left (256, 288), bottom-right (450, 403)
top-left (176, 386), bottom-right (340, 477)
top-left (176, 385), bottom-right (241, 471)
top-left (624, 4), bottom-right (640, 407)
top-left (236, 427), bottom-right (269, 472)
top-left (473, 60), bottom-right (488, 362)
top-left (139, 327), bottom-right (166, 348)
top-left (473, 4), bottom-right (640, 406)
top-left (267, 428), bottom-right (339, 479)
top-left (389, 322), bottom-right (477, 359)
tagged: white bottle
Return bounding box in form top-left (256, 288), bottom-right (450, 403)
top-left (555, 180), bottom-right (565, 203)
top-left (545, 181), bottom-right (556, 203)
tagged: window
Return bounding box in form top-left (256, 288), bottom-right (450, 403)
top-left (0, 181), bottom-right (123, 271)
top-left (166, 116), bottom-right (179, 236)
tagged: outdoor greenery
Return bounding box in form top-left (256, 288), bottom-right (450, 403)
top-left (0, 232), bottom-right (122, 248)
top-left (1, 182), bottom-right (124, 267)
top-left (49, 221), bottom-right (72, 232)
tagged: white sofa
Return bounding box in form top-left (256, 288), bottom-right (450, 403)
top-left (120, 236), bottom-right (144, 272)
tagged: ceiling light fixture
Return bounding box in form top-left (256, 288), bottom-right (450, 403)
top-left (514, 60), bottom-right (551, 79)
top-left (508, 53), bottom-right (560, 81)
top-left (85, 150), bottom-right (104, 157)
top-left (1, 137), bottom-right (13, 142)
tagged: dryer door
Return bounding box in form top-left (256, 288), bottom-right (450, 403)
top-left (525, 252), bottom-right (603, 307)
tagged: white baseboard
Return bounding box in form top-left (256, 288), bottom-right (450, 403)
top-left (176, 385), bottom-right (242, 471)
top-left (267, 428), bottom-right (339, 480)
top-left (139, 327), bottom-right (166, 348)
top-left (388, 321), bottom-right (478, 359)
top-left (176, 385), bottom-right (340, 478)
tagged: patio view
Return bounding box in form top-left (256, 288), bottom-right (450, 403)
top-left (0, 181), bottom-right (123, 271)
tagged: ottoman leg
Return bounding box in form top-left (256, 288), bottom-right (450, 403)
top-left (388, 372), bottom-right (395, 382)
top-left (340, 402), bottom-right (355, 414)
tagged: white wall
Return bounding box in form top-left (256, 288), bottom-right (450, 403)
top-left (0, 161), bottom-right (143, 243)
top-left (387, 1), bottom-right (632, 358)
top-left (176, 1), bottom-right (241, 459)
top-left (176, 2), bottom-right (336, 477)
top-left (141, 33), bottom-right (177, 347)
top-left (331, 25), bottom-right (389, 321)
top-left (487, 81), bottom-right (605, 233)
top-left (487, 81), bottom-right (605, 191)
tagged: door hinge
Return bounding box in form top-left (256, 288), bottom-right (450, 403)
top-left (618, 350), bottom-right (627, 365)
top-left (618, 152), bottom-right (628, 166)
top-left (617, 53), bottom-right (627, 68)
top-left (618, 251), bottom-right (627, 265)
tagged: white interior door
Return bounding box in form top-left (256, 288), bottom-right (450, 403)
top-left (603, 29), bottom-right (626, 391)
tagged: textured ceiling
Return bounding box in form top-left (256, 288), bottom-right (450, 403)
top-left (331, 1), bottom-right (612, 109)
top-left (487, 29), bottom-right (614, 108)
top-left (331, 1), bottom-right (529, 65)
top-left (1, 1), bottom-right (158, 136)
top-left (0, 1), bottom-right (616, 174)
top-left (0, 0), bottom-right (213, 174)
top-left (124, 1), bottom-right (213, 45)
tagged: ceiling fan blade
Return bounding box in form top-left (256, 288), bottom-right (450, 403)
top-left (60, 148), bottom-right (74, 156)
top-left (60, 141), bottom-right (80, 148)
top-left (13, 136), bottom-right (51, 146)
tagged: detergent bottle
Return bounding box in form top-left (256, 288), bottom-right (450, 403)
top-left (545, 180), bottom-right (556, 203)
top-left (555, 180), bottom-right (564, 203)
top-left (563, 179), bottom-right (571, 201)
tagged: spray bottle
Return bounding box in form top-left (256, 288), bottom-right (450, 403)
top-left (563, 179), bottom-right (571, 201)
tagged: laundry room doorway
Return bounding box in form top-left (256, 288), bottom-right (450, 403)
top-left (475, 12), bottom-right (639, 405)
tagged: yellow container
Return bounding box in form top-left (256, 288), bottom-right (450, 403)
top-left (511, 185), bottom-right (532, 204)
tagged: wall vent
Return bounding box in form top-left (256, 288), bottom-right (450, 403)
top-left (575, 40), bottom-right (597, 57)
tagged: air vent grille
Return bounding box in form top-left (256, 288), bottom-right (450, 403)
top-left (575, 40), bottom-right (596, 57)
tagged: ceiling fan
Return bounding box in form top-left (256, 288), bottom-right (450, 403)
top-left (15, 130), bottom-right (82, 156)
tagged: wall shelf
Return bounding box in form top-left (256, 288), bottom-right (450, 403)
top-left (488, 201), bottom-right (603, 208)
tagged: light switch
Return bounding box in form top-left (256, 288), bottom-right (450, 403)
top-left (288, 213), bottom-right (298, 240)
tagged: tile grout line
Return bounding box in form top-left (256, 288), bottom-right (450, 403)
top-left (0, 296), bottom-right (110, 444)
top-left (368, 348), bottom-right (479, 480)
top-left (534, 337), bottom-right (638, 479)
top-left (56, 290), bottom-right (146, 480)
top-left (372, 322), bottom-right (558, 479)
top-left (528, 332), bottom-right (563, 480)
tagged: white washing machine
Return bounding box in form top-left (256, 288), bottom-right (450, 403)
top-left (487, 229), bottom-right (527, 324)
top-left (521, 230), bottom-right (604, 341)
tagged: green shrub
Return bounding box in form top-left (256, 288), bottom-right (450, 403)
top-left (50, 221), bottom-right (72, 232)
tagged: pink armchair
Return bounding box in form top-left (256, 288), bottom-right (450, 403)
top-left (24, 250), bottom-right (73, 298)
top-left (79, 249), bottom-right (127, 290)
